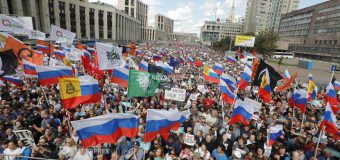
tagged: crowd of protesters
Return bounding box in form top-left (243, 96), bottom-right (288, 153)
top-left (0, 43), bottom-right (339, 160)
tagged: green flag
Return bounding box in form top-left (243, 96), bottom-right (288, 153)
top-left (127, 70), bottom-right (161, 97)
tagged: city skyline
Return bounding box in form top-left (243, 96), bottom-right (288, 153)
top-left (90, 0), bottom-right (327, 35)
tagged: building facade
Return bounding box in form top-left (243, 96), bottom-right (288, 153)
top-left (243, 0), bottom-right (299, 34)
top-left (172, 32), bottom-right (198, 43)
top-left (0, 0), bottom-right (141, 42)
top-left (200, 20), bottom-right (243, 43)
top-left (278, 0), bottom-right (340, 55)
top-left (118, 0), bottom-right (149, 41)
top-left (154, 14), bottom-right (174, 41)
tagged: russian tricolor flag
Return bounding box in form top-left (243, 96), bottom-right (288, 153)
top-left (238, 65), bottom-right (252, 90)
top-left (0, 76), bottom-right (23, 88)
top-left (203, 65), bottom-right (220, 84)
top-left (289, 89), bottom-right (308, 113)
top-left (144, 109), bottom-right (190, 142)
top-left (139, 60), bottom-right (148, 72)
top-left (258, 69), bottom-right (271, 103)
top-left (268, 125), bottom-right (283, 147)
top-left (226, 56), bottom-right (238, 64)
top-left (319, 103), bottom-right (339, 140)
top-left (220, 79), bottom-right (236, 105)
top-left (54, 49), bottom-right (66, 60)
top-left (136, 50), bottom-right (144, 56)
top-left (71, 113), bottom-right (139, 148)
top-left (228, 100), bottom-right (254, 125)
top-left (36, 66), bottom-right (73, 86)
top-left (87, 47), bottom-right (96, 54)
top-left (155, 61), bottom-right (173, 74)
top-left (179, 57), bottom-right (185, 63)
top-left (221, 73), bottom-right (237, 91)
top-left (187, 57), bottom-right (194, 65)
top-left (325, 82), bottom-right (339, 107)
top-left (333, 81), bottom-right (340, 90)
top-left (23, 60), bottom-right (37, 75)
top-left (160, 50), bottom-right (167, 57)
top-left (152, 55), bottom-right (162, 61)
top-left (283, 69), bottom-right (291, 79)
top-left (111, 67), bottom-right (129, 88)
top-left (213, 63), bottom-right (224, 75)
top-left (83, 49), bottom-right (92, 60)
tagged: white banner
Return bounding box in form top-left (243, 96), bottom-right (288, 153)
top-left (66, 46), bottom-right (83, 61)
top-left (26, 29), bottom-right (46, 40)
top-left (96, 42), bottom-right (126, 70)
top-left (244, 97), bottom-right (262, 113)
top-left (50, 25), bottom-right (76, 44)
top-left (0, 14), bottom-right (24, 34)
top-left (165, 88), bottom-right (186, 102)
top-left (14, 130), bottom-right (36, 147)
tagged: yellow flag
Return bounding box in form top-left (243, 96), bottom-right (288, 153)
top-left (203, 65), bottom-right (211, 75)
top-left (59, 77), bottom-right (81, 99)
top-left (63, 58), bottom-right (73, 67)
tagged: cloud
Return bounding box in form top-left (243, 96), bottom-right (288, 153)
top-left (166, 5), bottom-right (193, 21)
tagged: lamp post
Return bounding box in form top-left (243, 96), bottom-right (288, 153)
top-left (229, 37), bottom-right (233, 51)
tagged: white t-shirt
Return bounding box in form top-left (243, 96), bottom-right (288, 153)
top-left (73, 150), bottom-right (93, 160)
top-left (3, 148), bottom-right (23, 160)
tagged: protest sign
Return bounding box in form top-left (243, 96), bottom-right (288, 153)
top-left (184, 133), bottom-right (195, 146)
top-left (164, 88), bottom-right (186, 102)
top-left (14, 130), bottom-right (36, 147)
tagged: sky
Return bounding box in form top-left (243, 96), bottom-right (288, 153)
top-left (89, 0), bottom-right (327, 35)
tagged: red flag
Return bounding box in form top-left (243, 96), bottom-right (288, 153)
top-left (237, 50), bottom-right (244, 59)
top-left (194, 60), bottom-right (202, 67)
top-left (276, 73), bottom-right (298, 92)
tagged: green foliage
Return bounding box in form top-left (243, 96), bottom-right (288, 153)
top-left (254, 31), bottom-right (279, 59)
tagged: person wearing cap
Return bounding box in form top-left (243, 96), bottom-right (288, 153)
top-left (116, 136), bottom-right (132, 158)
top-left (124, 141), bottom-right (144, 160)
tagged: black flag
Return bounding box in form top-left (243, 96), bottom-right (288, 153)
top-left (0, 49), bottom-right (19, 77)
top-left (253, 59), bottom-right (282, 90)
top-left (148, 64), bottom-right (169, 75)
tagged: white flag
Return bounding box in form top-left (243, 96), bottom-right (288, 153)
top-left (96, 42), bottom-right (126, 70)
top-left (26, 29), bottom-right (45, 40)
top-left (50, 25), bottom-right (76, 44)
top-left (0, 14), bottom-right (24, 34)
top-left (66, 46), bottom-right (83, 61)
top-left (127, 57), bottom-right (139, 70)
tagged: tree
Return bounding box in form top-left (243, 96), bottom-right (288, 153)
top-left (255, 31), bottom-right (279, 59)
top-left (212, 37), bottom-right (239, 51)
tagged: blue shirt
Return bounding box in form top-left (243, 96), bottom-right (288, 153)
top-left (212, 149), bottom-right (228, 160)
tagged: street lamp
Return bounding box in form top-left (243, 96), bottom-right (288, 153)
top-left (229, 37), bottom-right (233, 51)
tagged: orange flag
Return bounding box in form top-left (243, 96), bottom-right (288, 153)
top-left (276, 73), bottom-right (298, 92)
top-left (251, 58), bottom-right (260, 81)
top-left (4, 36), bottom-right (43, 66)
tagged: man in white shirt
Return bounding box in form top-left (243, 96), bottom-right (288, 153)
top-left (3, 141), bottom-right (22, 160)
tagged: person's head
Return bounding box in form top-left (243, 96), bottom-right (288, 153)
top-left (205, 134), bottom-right (212, 143)
top-left (187, 127), bottom-right (192, 134)
top-left (292, 151), bottom-right (300, 160)
top-left (257, 148), bottom-right (263, 156)
top-left (97, 154), bottom-right (104, 160)
top-left (200, 143), bottom-right (207, 151)
top-left (40, 109), bottom-right (49, 119)
top-left (1, 140), bottom-right (9, 149)
top-left (111, 151), bottom-right (118, 160)
top-left (217, 144), bottom-right (224, 153)
top-left (155, 147), bottom-right (164, 158)
top-left (65, 138), bottom-right (75, 147)
top-left (3, 107), bottom-right (10, 115)
top-left (45, 128), bottom-right (53, 136)
top-left (197, 130), bottom-right (203, 137)
top-left (249, 134), bottom-right (255, 142)
top-left (237, 136), bottom-right (244, 145)
top-left (8, 141), bottom-right (17, 150)
top-left (132, 141), bottom-right (140, 149)
top-left (6, 127), bottom-right (13, 135)
top-left (279, 147), bottom-right (286, 156)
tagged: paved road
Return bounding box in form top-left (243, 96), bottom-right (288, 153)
top-left (267, 58), bottom-right (339, 87)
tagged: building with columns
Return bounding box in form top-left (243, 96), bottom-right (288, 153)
top-left (155, 14), bottom-right (174, 41)
top-left (0, 0), bottom-right (141, 42)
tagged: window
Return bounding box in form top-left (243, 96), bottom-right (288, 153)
top-left (324, 40), bottom-right (327, 44)
top-left (329, 40), bottom-right (332, 45)
top-left (125, 0), bottom-right (129, 5)
top-left (125, 7), bottom-right (129, 14)
top-left (335, 40), bottom-right (338, 45)
top-left (315, 40), bottom-right (318, 45)
top-left (131, 8), bottom-right (134, 16)
top-left (131, 0), bottom-right (134, 6)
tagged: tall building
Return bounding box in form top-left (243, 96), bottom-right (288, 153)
top-left (118, 0), bottom-right (149, 40)
top-left (243, 0), bottom-right (271, 35)
top-left (172, 32), bottom-right (198, 43)
top-left (0, 0), bottom-right (141, 42)
top-left (243, 0), bottom-right (299, 34)
top-left (227, 0), bottom-right (237, 23)
top-left (200, 20), bottom-right (243, 43)
top-left (277, 0), bottom-right (340, 55)
top-left (268, 0), bottom-right (299, 31)
top-left (154, 14), bottom-right (174, 41)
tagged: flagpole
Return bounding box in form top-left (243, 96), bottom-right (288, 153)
top-left (314, 126), bottom-right (325, 157)
top-left (330, 68), bottom-right (335, 83)
top-left (228, 85), bottom-right (239, 115)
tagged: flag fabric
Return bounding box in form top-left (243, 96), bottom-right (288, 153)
top-left (169, 57), bottom-right (180, 68)
top-left (283, 69), bottom-right (291, 79)
top-left (83, 49), bottom-right (93, 60)
top-left (71, 113), bottom-right (139, 148)
top-left (308, 73), bottom-right (313, 80)
top-left (229, 100), bottom-right (255, 125)
top-left (22, 60), bottom-right (37, 75)
top-left (4, 36), bottom-right (43, 65)
top-left (319, 103), bottom-right (339, 140)
top-left (111, 67), bottom-right (129, 88)
top-left (226, 56), bottom-right (238, 64)
top-left (36, 66), bottom-right (73, 86)
top-left (333, 81), bottom-right (340, 90)
top-left (186, 57), bottom-right (194, 64)
top-left (155, 61), bottom-right (173, 74)
top-left (136, 50), bottom-right (144, 56)
top-left (221, 73), bottom-right (237, 91)
top-left (0, 76), bottom-right (23, 88)
top-left (203, 65), bottom-right (220, 84)
top-left (160, 50), bottom-right (167, 57)
top-left (139, 60), bottom-right (148, 71)
top-left (178, 57), bottom-right (185, 63)
top-left (213, 63), bottom-right (224, 75)
top-left (0, 14), bottom-right (24, 34)
top-left (276, 73), bottom-right (298, 92)
top-left (54, 49), bottom-right (66, 60)
top-left (268, 125), bottom-right (283, 147)
top-left (289, 89), bottom-right (308, 113)
top-left (50, 25), bottom-right (76, 44)
top-left (59, 75), bottom-right (100, 109)
top-left (27, 29), bottom-right (46, 40)
top-left (307, 80), bottom-right (317, 101)
top-left (220, 79), bottom-right (236, 104)
top-left (152, 55), bottom-right (162, 61)
top-left (258, 69), bottom-right (271, 103)
top-left (237, 50), bottom-right (244, 59)
top-left (36, 40), bottom-right (54, 55)
top-left (148, 64), bottom-right (169, 75)
top-left (127, 57), bottom-right (139, 70)
top-left (194, 60), bottom-right (203, 67)
top-left (238, 65), bottom-right (252, 90)
top-left (253, 59), bottom-right (282, 90)
top-left (144, 109), bottom-right (190, 142)
top-left (325, 82), bottom-right (339, 107)
top-left (0, 49), bottom-right (19, 77)
top-left (96, 42), bottom-right (125, 70)
top-left (127, 70), bottom-right (160, 97)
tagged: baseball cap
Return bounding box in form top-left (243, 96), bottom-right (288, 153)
top-left (132, 141), bottom-right (140, 147)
